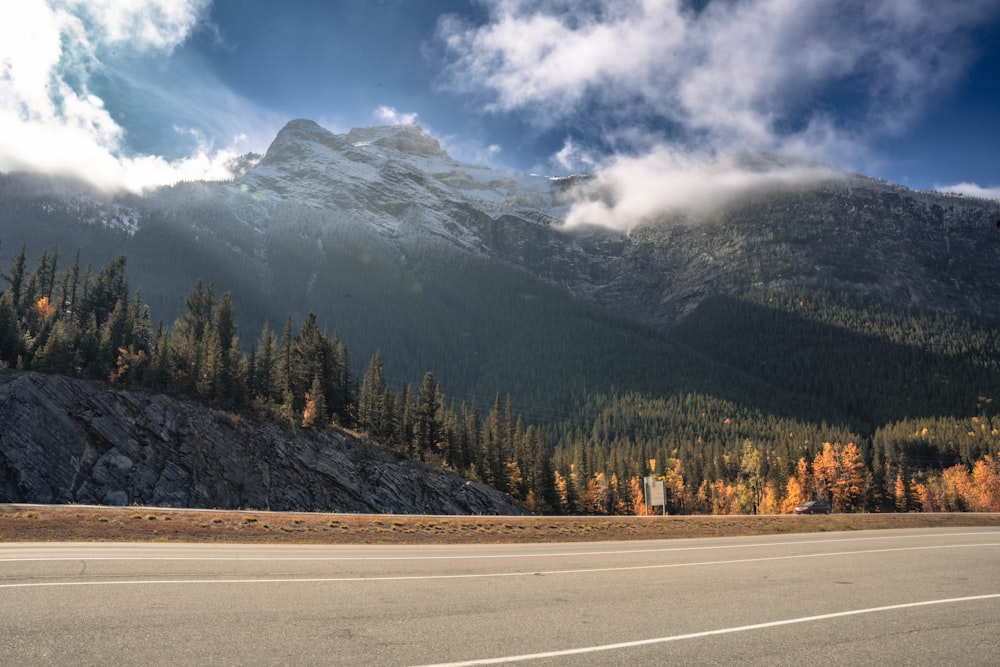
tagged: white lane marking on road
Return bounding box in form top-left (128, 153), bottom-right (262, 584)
top-left (410, 594), bottom-right (1000, 667)
top-left (2, 542), bottom-right (997, 588)
top-left (2, 530), bottom-right (997, 562)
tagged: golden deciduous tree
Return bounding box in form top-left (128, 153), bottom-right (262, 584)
top-left (781, 457), bottom-right (812, 513)
top-left (301, 377), bottom-right (327, 429)
top-left (553, 470), bottom-right (570, 513)
top-left (832, 442), bottom-right (866, 512)
top-left (970, 454), bottom-right (1000, 511)
top-left (759, 482), bottom-right (781, 515)
top-left (737, 441), bottom-right (766, 514)
top-left (301, 393), bottom-right (319, 429)
top-left (662, 458), bottom-right (687, 513)
top-left (705, 479), bottom-right (738, 515)
top-left (505, 461), bottom-right (524, 502)
top-left (108, 345), bottom-right (146, 385)
top-left (940, 465), bottom-right (970, 511)
top-left (630, 476), bottom-right (648, 516)
top-left (35, 295), bottom-right (55, 321)
top-left (812, 442), bottom-right (838, 502)
top-left (894, 472), bottom-right (916, 512)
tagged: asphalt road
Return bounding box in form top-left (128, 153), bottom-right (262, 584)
top-left (2, 528), bottom-right (998, 666)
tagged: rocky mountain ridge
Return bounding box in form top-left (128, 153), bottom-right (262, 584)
top-left (0, 370), bottom-right (524, 514)
top-left (238, 120), bottom-right (1000, 325)
top-left (3, 120), bottom-right (999, 327)
top-left (239, 119), bottom-right (565, 250)
top-left (1, 119), bottom-right (999, 406)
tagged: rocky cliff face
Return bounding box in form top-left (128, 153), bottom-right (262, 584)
top-left (549, 179), bottom-right (1000, 326)
top-left (0, 370), bottom-right (524, 515)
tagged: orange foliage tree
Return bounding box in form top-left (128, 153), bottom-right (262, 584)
top-left (969, 454), bottom-right (1000, 511)
top-left (628, 475), bottom-right (647, 516)
top-left (780, 457), bottom-right (812, 513)
top-left (832, 442), bottom-right (867, 512)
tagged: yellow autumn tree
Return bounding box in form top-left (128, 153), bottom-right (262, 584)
top-left (301, 392), bottom-right (319, 428)
top-left (108, 345), bottom-right (147, 385)
top-left (812, 443), bottom-right (838, 502)
top-left (553, 470), bottom-right (569, 512)
top-left (832, 442), bottom-right (866, 512)
top-left (940, 465), bottom-right (971, 511)
top-left (523, 489), bottom-right (537, 513)
top-left (894, 472), bottom-right (914, 512)
top-left (706, 480), bottom-right (738, 515)
top-left (780, 457), bottom-right (812, 513)
top-left (301, 377), bottom-right (327, 429)
top-left (630, 476), bottom-right (648, 516)
top-left (662, 458), bottom-right (687, 512)
top-left (970, 454), bottom-right (1000, 511)
top-left (505, 461), bottom-right (524, 502)
top-left (759, 482), bottom-right (781, 515)
top-left (35, 295), bottom-right (55, 320)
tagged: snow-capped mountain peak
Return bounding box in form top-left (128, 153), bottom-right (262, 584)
top-left (236, 120), bottom-right (564, 247)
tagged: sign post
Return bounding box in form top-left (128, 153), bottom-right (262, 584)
top-left (643, 476), bottom-right (667, 516)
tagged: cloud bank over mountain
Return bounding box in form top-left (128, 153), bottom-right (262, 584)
top-left (937, 182), bottom-right (1000, 201)
top-left (561, 150), bottom-right (841, 231)
top-left (437, 0), bottom-right (1000, 225)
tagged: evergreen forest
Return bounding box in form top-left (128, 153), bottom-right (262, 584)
top-left (2, 241), bottom-right (999, 515)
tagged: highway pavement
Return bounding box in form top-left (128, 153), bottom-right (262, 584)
top-left (2, 527), bottom-right (998, 665)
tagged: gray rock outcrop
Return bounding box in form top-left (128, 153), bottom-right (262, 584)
top-left (0, 370), bottom-right (525, 515)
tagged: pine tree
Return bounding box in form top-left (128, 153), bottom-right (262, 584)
top-left (280, 386), bottom-right (297, 432)
top-left (147, 321), bottom-right (172, 390)
top-left (275, 315), bottom-right (294, 403)
top-left (81, 255), bottom-right (128, 332)
top-left (359, 351), bottom-right (389, 440)
top-left (414, 372), bottom-right (441, 461)
top-left (196, 327), bottom-right (223, 400)
top-left (0, 291), bottom-right (20, 366)
top-left (396, 383), bottom-right (415, 456)
top-left (290, 313), bottom-right (324, 410)
top-left (528, 425), bottom-right (558, 514)
top-left (252, 321), bottom-right (278, 402)
top-left (220, 336), bottom-right (248, 405)
top-left (484, 394), bottom-right (507, 491)
top-left (337, 342), bottom-right (355, 426)
top-left (214, 292), bottom-right (236, 354)
top-left (170, 280), bottom-right (216, 393)
top-left (4, 244), bottom-right (26, 312)
top-left (32, 319), bottom-right (72, 374)
top-left (461, 401), bottom-right (482, 478)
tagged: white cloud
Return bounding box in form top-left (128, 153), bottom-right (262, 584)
top-left (553, 137), bottom-right (596, 173)
top-left (0, 0), bottom-right (251, 192)
top-left (936, 183), bottom-right (1000, 201)
top-left (374, 105), bottom-right (419, 126)
top-left (439, 0), bottom-right (998, 229)
top-left (68, 0), bottom-right (209, 51)
top-left (562, 147), bottom-right (841, 231)
top-left (440, 0), bottom-right (994, 158)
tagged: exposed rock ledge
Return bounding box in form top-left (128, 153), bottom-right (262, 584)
top-left (0, 370), bottom-right (524, 515)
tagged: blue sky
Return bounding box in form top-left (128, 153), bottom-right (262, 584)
top-left (1, 0), bottom-right (998, 203)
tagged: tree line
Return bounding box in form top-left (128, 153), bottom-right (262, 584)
top-left (0, 242), bottom-right (355, 427)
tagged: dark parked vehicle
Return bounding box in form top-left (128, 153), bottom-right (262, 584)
top-left (794, 500), bottom-right (832, 514)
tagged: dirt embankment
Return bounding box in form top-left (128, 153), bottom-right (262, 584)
top-left (3, 504), bottom-right (999, 545)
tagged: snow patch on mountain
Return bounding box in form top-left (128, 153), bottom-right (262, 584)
top-left (235, 120), bottom-right (567, 250)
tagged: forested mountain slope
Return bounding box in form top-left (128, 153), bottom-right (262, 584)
top-left (2, 120), bottom-right (999, 515)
